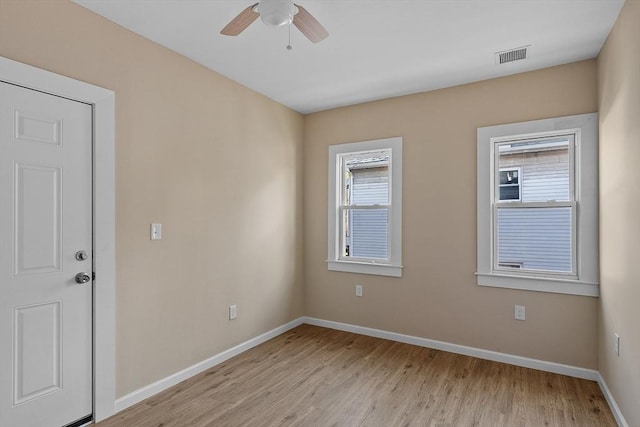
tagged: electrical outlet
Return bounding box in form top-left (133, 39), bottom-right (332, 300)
top-left (229, 304), bottom-right (237, 320)
top-left (355, 284), bottom-right (363, 297)
top-left (514, 305), bottom-right (526, 321)
top-left (615, 333), bottom-right (620, 356)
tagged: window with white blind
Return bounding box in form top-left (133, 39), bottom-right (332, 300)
top-left (477, 113), bottom-right (599, 296)
top-left (348, 164), bottom-right (389, 259)
top-left (496, 137), bottom-right (574, 274)
top-left (328, 137), bottom-right (402, 277)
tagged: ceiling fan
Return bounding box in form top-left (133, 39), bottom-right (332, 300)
top-left (221, 0), bottom-right (329, 44)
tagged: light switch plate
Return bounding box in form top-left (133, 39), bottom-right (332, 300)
top-left (151, 223), bottom-right (162, 240)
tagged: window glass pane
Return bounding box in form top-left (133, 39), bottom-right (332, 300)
top-left (497, 207), bottom-right (572, 273)
top-left (499, 185), bottom-right (520, 201)
top-left (498, 137), bottom-right (571, 202)
top-left (499, 169), bottom-right (519, 185)
top-left (344, 154), bottom-right (389, 206)
top-left (351, 166), bottom-right (388, 205)
top-left (342, 208), bottom-right (388, 260)
top-left (498, 168), bottom-right (520, 201)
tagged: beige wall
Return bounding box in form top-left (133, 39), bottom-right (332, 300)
top-left (0, 0), bottom-right (305, 397)
top-left (304, 61), bottom-right (600, 369)
top-left (598, 0), bottom-right (640, 425)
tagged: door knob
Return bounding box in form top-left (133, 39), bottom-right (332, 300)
top-left (75, 272), bottom-right (91, 284)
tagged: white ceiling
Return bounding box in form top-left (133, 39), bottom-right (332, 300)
top-left (73, 0), bottom-right (624, 114)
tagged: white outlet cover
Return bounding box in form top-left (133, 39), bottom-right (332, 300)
top-left (229, 305), bottom-right (237, 320)
top-left (514, 305), bottom-right (526, 320)
top-left (355, 285), bottom-right (363, 297)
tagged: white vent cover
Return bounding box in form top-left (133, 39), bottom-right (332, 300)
top-left (495, 46), bottom-right (530, 64)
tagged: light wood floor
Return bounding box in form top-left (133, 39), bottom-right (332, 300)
top-left (96, 324), bottom-right (615, 427)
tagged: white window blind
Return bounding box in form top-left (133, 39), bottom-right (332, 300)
top-left (496, 207), bottom-right (572, 272)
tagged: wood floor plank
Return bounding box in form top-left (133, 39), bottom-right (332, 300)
top-left (96, 324), bottom-right (615, 427)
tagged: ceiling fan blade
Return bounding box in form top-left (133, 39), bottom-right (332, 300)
top-left (220, 3), bottom-right (259, 36)
top-left (293, 4), bottom-right (329, 43)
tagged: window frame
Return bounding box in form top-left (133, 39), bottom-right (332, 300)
top-left (476, 113), bottom-right (599, 296)
top-left (339, 151), bottom-right (391, 262)
top-left (328, 137), bottom-right (403, 277)
top-left (493, 135), bottom-right (577, 277)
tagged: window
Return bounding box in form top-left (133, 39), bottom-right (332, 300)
top-left (496, 137), bottom-right (574, 274)
top-left (477, 113), bottom-right (598, 296)
top-left (498, 167), bottom-right (521, 201)
top-left (328, 137), bottom-right (402, 277)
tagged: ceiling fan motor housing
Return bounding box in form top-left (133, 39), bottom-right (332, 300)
top-left (258, 0), bottom-right (296, 27)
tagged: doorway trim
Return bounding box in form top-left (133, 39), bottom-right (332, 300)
top-left (0, 56), bottom-right (116, 422)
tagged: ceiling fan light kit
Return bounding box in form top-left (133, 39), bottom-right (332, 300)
top-left (221, 0), bottom-right (329, 44)
top-left (257, 0), bottom-right (296, 27)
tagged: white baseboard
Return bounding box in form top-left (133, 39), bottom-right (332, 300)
top-left (597, 373), bottom-right (629, 427)
top-left (114, 317), bottom-right (304, 413)
top-left (302, 317), bottom-right (600, 381)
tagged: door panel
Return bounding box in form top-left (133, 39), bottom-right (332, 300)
top-left (15, 163), bottom-right (62, 275)
top-left (15, 110), bottom-right (62, 146)
top-left (0, 82), bottom-right (93, 427)
top-left (14, 300), bottom-right (62, 405)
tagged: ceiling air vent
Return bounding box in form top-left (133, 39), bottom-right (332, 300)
top-left (495, 46), bottom-right (529, 64)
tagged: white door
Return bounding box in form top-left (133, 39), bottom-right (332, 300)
top-left (0, 82), bottom-right (93, 427)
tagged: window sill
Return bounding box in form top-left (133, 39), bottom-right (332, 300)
top-left (475, 272), bottom-right (599, 297)
top-left (327, 260), bottom-right (403, 277)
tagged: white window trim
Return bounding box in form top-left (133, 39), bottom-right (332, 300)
top-left (477, 113), bottom-right (599, 297)
top-left (328, 137), bottom-right (403, 277)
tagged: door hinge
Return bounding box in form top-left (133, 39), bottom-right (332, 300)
top-left (92, 272), bottom-right (96, 281)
